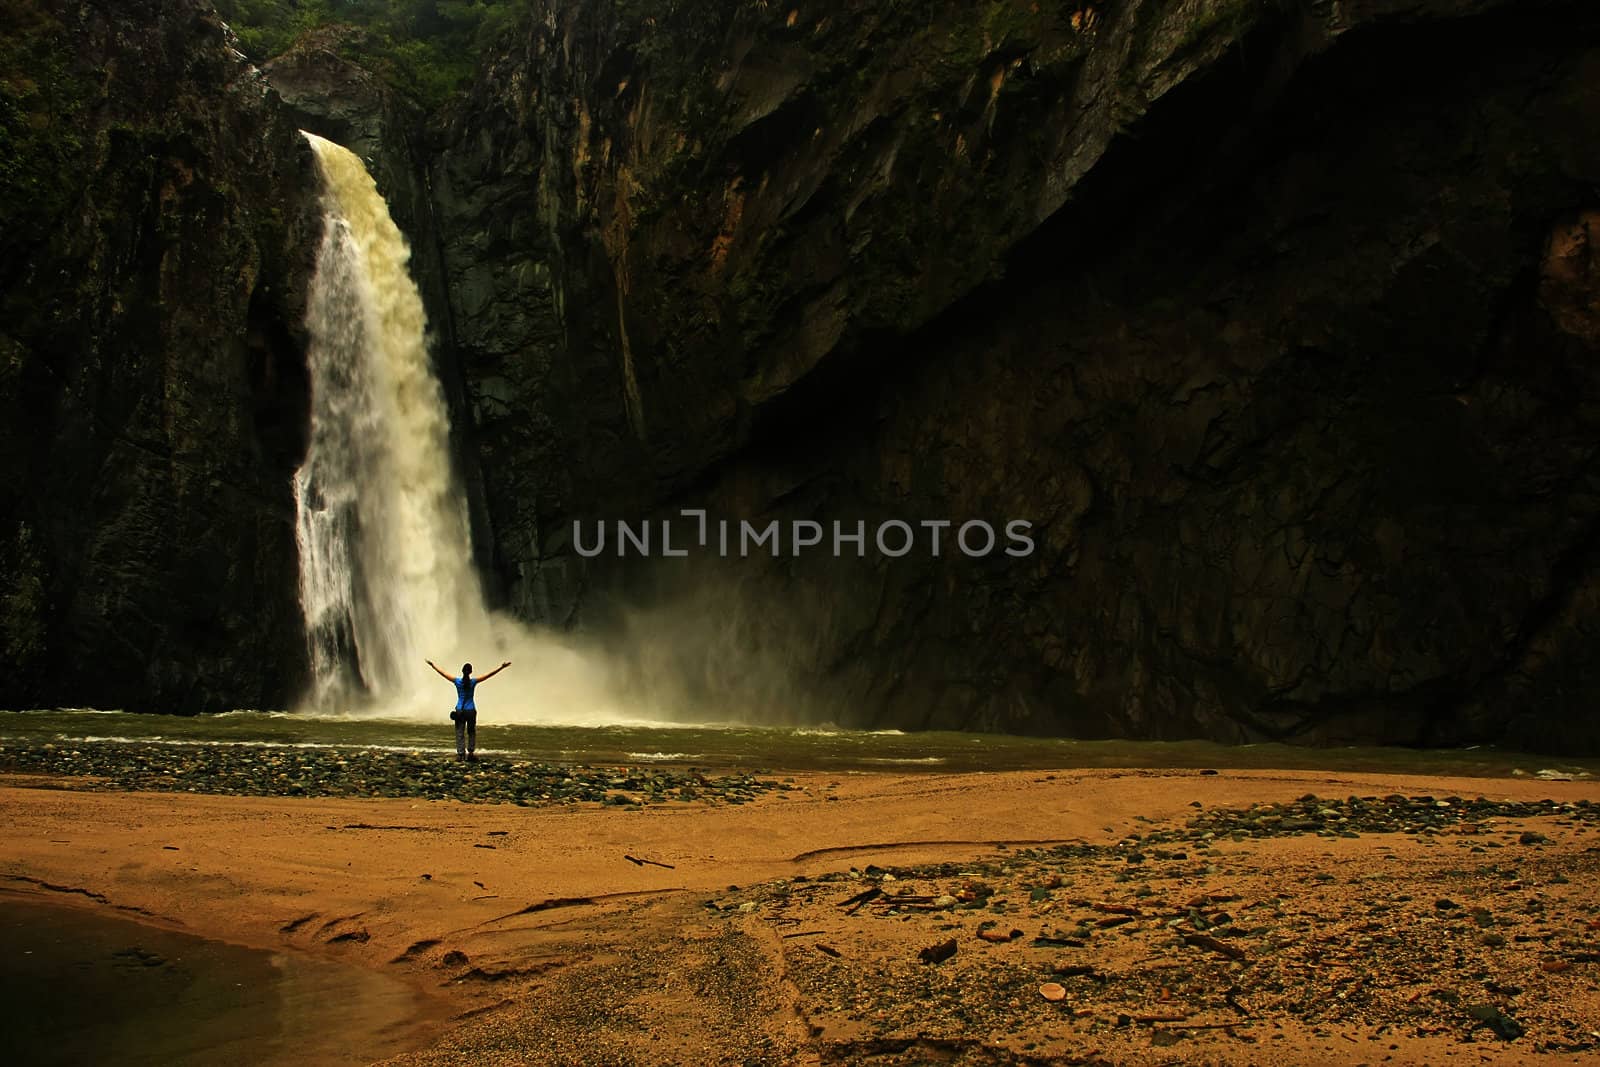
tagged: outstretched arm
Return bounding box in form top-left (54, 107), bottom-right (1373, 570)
top-left (477, 661), bottom-right (512, 683)
top-left (425, 659), bottom-right (454, 681)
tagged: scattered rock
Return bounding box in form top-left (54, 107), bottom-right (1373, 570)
top-left (0, 739), bottom-right (792, 807)
top-left (1466, 1003), bottom-right (1525, 1040)
top-left (1181, 932), bottom-right (1247, 960)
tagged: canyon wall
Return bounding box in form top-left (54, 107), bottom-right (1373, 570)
top-left (431, 0), bottom-right (1600, 749)
top-left (0, 0), bottom-right (318, 709)
top-left (5, 0), bottom-right (1599, 753)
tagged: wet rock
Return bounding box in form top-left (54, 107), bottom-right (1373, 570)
top-left (1467, 1003), bottom-right (1525, 1040)
top-left (0, 740), bottom-right (789, 807)
top-left (111, 948), bottom-right (166, 969)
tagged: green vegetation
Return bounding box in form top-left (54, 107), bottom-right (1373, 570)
top-left (213, 0), bottom-right (533, 107)
top-left (0, 2), bottom-right (92, 242)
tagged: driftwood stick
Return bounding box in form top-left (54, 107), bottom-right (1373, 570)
top-left (838, 887), bottom-right (882, 914)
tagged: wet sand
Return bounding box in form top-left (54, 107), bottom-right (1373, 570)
top-left (0, 767), bottom-right (1597, 1064)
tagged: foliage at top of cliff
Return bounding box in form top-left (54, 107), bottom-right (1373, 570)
top-left (0, 2), bottom-right (92, 245)
top-left (215, 0), bottom-right (528, 106)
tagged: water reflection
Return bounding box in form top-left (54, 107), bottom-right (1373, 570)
top-left (0, 898), bottom-right (426, 1067)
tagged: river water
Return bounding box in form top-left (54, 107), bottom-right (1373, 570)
top-left (2, 708), bottom-right (1595, 779)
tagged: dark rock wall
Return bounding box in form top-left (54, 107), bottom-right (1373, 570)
top-left (0, 0), bottom-right (318, 710)
top-left (5, 0), bottom-right (1598, 753)
top-left (432, 0), bottom-right (1600, 751)
top-left (702, 6), bottom-right (1600, 750)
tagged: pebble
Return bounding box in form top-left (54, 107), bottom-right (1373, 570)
top-left (0, 738), bottom-right (791, 807)
top-left (1155, 795), bottom-right (1597, 846)
top-left (711, 792), bottom-right (1600, 1059)
top-left (1467, 1003), bottom-right (1525, 1040)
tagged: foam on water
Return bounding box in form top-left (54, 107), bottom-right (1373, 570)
top-left (294, 134), bottom-right (675, 728)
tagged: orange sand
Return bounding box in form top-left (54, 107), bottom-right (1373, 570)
top-left (1, 768), bottom-right (1597, 1065)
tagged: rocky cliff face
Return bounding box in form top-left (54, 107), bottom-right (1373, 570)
top-left (0, 0), bottom-right (318, 710)
top-left (6, 0), bottom-right (1598, 753)
top-left (431, 0), bottom-right (1600, 751)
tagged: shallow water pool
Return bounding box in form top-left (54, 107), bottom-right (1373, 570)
top-left (0, 897), bottom-right (429, 1067)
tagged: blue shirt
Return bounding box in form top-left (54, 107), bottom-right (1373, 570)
top-left (453, 676), bottom-right (477, 712)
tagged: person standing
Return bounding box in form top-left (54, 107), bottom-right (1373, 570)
top-left (427, 659), bottom-right (510, 762)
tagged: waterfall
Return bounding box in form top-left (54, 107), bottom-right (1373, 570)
top-left (294, 133), bottom-right (489, 714)
top-left (292, 132), bottom-right (714, 726)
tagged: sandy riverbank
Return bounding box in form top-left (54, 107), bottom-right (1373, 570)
top-left (1, 767), bottom-right (1597, 1065)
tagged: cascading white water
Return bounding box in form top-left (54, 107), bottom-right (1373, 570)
top-left (295, 132), bottom-right (484, 712)
top-left (292, 132), bottom-right (742, 726)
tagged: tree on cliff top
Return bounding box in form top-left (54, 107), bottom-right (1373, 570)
top-left (214, 0), bottom-right (529, 106)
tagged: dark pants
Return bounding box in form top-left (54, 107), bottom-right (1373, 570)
top-left (455, 709), bottom-right (477, 758)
